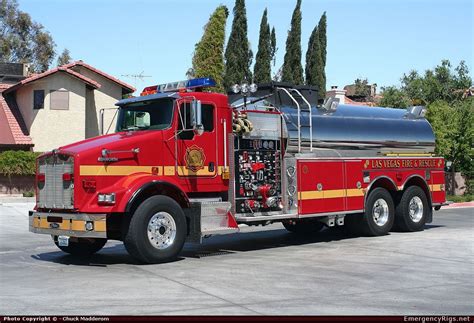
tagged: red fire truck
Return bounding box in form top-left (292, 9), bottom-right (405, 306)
top-left (29, 78), bottom-right (447, 263)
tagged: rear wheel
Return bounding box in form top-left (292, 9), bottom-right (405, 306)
top-left (395, 186), bottom-right (428, 232)
top-left (360, 187), bottom-right (395, 236)
top-left (283, 219), bottom-right (325, 234)
top-left (123, 195), bottom-right (186, 264)
top-left (54, 238), bottom-right (107, 256)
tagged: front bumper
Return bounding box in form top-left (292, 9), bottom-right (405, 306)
top-left (29, 211), bottom-right (107, 238)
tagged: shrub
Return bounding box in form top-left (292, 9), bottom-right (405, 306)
top-left (23, 191), bottom-right (35, 197)
top-left (0, 151), bottom-right (40, 178)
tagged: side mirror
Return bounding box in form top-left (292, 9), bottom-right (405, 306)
top-left (322, 97), bottom-right (339, 113)
top-left (191, 100), bottom-right (204, 136)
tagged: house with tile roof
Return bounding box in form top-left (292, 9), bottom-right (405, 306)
top-left (0, 61), bottom-right (135, 152)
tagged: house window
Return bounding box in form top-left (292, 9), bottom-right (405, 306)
top-left (50, 90), bottom-right (69, 110)
top-left (33, 90), bottom-right (44, 109)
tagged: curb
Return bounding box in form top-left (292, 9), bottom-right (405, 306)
top-left (443, 202), bottom-right (474, 209)
top-left (0, 196), bottom-right (36, 204)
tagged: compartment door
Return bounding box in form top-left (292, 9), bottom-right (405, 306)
top-left (298, 160), bottom-right (345, 215)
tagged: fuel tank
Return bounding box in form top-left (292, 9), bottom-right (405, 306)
top-left (280, 104), bottom-right (436, 156)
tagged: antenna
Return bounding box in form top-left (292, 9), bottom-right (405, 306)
top-left (121, 71), bottom-right (152, 82)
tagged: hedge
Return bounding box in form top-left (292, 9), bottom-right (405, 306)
top-left (0, 151), bottom-right (41, 177)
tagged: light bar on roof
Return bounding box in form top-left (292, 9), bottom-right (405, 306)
top-left (157, 77), bottom-right (216, 93)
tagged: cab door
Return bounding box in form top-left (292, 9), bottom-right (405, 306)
top-left (175, 101), bottom-right (218, 179)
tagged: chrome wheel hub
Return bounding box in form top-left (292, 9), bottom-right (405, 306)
top-left (372, 198), bottom-right (389, 226)
top-left (147, 212), bottom-right (176, 250)
top-left (408, 196), bottom-right (424, 223)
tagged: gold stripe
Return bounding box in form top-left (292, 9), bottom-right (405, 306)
top-left (71, 220), bottom-right (85, 231)
top-left (345, 188), bottom-right (365, 197)
top-left (163, 166), bottom-right (175, 176)
top-left (176, 166), bottom-right (216, 176)
top-left (80, 165), bottom-right (162, 176)
top-left (299, 188), bottom-right (364, 200)
top-left (80, 165), bottom-right (226, 177)
top-left (94, 221), bottom-right (107, 232)
top-left (384, 153), bottom-right (434, 157)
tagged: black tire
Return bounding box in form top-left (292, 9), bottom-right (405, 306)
top-left (283, 219), bottom-right (325, 234)
top-left (395, 186), bottom-right (428, 232)
top-left (123, 195), bottom-right (186, 264)
top-left (360, 187), bottom-right (395, 236)
top-left (54, 238), bottom-right (107, 256)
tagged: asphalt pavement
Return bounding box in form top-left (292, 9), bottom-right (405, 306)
top-left (0, 200), bottom-right (472, 315)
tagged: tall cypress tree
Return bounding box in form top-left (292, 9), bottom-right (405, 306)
top-left (192, 5), bottom-right (229, 93)
top-left (254, 8), bottom-right (271, 83)
top-left (305, 25), bottom-right (321, 87)
top-left (270, 27), bottom-right (277, 66)
top-left (317, 12), bottom-right (327, 97)
top-left (282, 0), bottom-right (303, 85)
top-left (224, 0), bottom-right (253, 90)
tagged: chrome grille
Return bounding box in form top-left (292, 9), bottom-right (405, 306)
top-left (38, 154), bottom-right (74, 209)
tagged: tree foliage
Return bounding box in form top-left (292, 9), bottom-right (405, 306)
top-left (305, 25), bottom-right (322, 86)
top-left (316, 12), bottom-right (326, 97)
top-left (0, 0), bottom-right (55, 72)
top-left (282, 0), bottom-right (303, 85)
top-left (270, 26), bottom-right (277, 66)
top-left (378, 86), bottom-right (410, 108)
top-left (354, 78), bottom-right (370, 97)
top-left (254, 8), bottom-right (271, 83)
top-left (224, 0), bottom-right (252, 90)
top-left (192, 5), bottom-right (228, 93)
top-left (426, 99), bottom-right (473, 175)
top-left (57, 48), bottom-right (71, 66)
top-left (305, 12), bottom-right (327, 97)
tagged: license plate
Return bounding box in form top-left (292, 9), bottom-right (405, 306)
top-left (58, 235), bottom-right (69, 247)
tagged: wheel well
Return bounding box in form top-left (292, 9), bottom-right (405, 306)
top-left (403, 176), bottom-right (432, 207)
top-left (366, 177), bottom-right (398, 205)
top-left (125, 181), bottom-right (189, 216)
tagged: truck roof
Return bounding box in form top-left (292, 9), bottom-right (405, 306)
top-left (115, 92), bottom-right (179, 106)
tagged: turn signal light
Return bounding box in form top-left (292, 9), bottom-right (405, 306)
top-left (62, 173), bottom-right (73, 181)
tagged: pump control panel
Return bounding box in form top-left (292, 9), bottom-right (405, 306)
top-left (234, 138), bottom-right (282, 214)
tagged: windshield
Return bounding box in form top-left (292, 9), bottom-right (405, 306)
top-left (116, 98), bottom-right (175, 132)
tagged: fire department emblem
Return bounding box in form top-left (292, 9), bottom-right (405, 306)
top-left (185, 145), bottom-right (206, 172)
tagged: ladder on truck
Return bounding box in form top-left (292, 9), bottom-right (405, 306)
top-left (276, 87), bottom-right (313, 153)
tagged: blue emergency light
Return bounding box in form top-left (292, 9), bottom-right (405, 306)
top-left (156, 77), bottom-right (216, 93)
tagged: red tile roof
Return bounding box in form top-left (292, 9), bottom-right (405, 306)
top-left (344, 96), bottom-right (376, 107)
top-left (4, 67), bottom-right (100, 94)
top-left (64, 61), bottom-right (135, 93)
top-left (0, 84), bottom-right (33, 146)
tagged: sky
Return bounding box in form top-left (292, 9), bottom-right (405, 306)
top-left (17, 0), bottom-right (474, 94)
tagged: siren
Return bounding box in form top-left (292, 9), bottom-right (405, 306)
top-left (140, 77), bottom-right (216, 96)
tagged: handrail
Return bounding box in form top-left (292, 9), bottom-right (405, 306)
top-left (277, 87), bottom-right (301, 152)
top-left (291, 89), bottom-right (313, 152)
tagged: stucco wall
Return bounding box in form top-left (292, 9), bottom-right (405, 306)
top-left (15, 73), bottom-right (86, 152)
top-left (75, 67), bottom-right (122, 136)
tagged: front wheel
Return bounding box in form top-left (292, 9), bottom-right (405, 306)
top-left (360, 187), bottom-right (395, 236)
top-left (395, 186), bottom-right (428, 232)
top-left (123, 195), bottom-right (186, 264)
top-left (54, 238), bottom-right (107, 256)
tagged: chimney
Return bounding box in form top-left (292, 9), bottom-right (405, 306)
top-left (326, 85), bottom-right (346, 104)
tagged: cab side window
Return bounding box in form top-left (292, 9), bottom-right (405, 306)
top-left (178, 103), bottom-right (214, 140)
